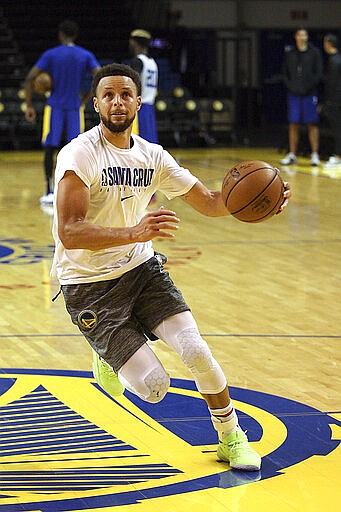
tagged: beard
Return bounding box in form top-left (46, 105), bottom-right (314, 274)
top-left (99, 111), bottom-right (135, 133)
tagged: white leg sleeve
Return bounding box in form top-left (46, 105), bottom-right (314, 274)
top-left (118, 343), bottom-right (170, 403)
top-left (153, 311), bottom-right (227, 395)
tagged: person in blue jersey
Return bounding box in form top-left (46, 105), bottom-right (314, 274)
top-left (24, 20), bottom-right (101, 205)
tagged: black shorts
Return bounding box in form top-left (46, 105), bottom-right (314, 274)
top-left (61, 254), bottom-right (190, 372)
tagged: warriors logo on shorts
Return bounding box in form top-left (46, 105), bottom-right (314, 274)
top-left (78, 310), bottom-right (97, 330)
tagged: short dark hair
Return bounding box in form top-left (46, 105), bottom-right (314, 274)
top-left (325, 33), bottom-right (338, 49)
top-left (295, 27), bottom-right (307, 35)
top-left (58, 20), bottom-right (79, 38)
top-left (91, 63), bottom-right (142, 97)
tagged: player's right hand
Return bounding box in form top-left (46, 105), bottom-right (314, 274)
top-left (133, 206), bottom-right (180, 241)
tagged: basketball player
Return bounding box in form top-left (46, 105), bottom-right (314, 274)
top-left (128, 29), bottom-right (158, 144)
top-left (24, 20), bottom-right (100, 205)
top-left (52, 63), bottom-right (291, 472)
top-left (280, 28), bottom-right (323, 167)
top-left (128, 29), bottom-right (158, 204)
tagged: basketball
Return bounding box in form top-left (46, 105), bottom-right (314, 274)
top-left (33, 72), bottom-right (53, 94)
top-left (221, 160), bottom-right (285, 223)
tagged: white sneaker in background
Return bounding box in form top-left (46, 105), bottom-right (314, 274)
top-left (280, 152), bottom-right (297, 165)
top-left (40, 192), bottom-right (54, 205)
top-left (323, 156), bottom-right (341, 168)
top-left (310, 153), bottom-right (320, 166)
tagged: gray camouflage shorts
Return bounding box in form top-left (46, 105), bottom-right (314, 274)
top-left (61, 254), bottom-right (190, 372)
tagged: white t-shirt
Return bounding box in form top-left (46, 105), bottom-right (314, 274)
top-left (52, 125), bottom-right (197, 285)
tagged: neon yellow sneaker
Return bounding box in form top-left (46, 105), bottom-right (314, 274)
top-left (217, 430), bottom-right (261, 471)
top-left (92, 350), bottom-right (124, 397)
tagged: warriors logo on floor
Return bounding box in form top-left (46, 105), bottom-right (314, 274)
top-left (0, 369), bottom-right (340, 511)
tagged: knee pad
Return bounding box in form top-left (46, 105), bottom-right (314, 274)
top-left (153, 314), bottom-right (227, 395)
top-left (178, 328), bottom-right (227, 395)
top-left (178, 328), bottom-right (214, 371)
top-left (119, 365), bottom-right (170, 404)
top-left (144, 367), bottom-right (170, 403)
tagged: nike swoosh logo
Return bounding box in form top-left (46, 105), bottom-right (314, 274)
top-left (121, 195), bottom-right (134, 202)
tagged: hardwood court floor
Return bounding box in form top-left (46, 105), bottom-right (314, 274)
top-left (0, 147), bottom-right (340, 511)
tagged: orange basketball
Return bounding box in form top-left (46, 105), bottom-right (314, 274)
top-left (221, 160), bottom-right (285, 223)
top-left (33, 72), bottom-right (53, 95)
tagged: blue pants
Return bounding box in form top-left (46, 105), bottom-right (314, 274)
top-left (132, 103), bottom-right (158, 143)
top-left (42, 105), bottom-right (85, 147)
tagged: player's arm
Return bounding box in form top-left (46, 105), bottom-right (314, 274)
top-left (24, 65), bottom-right (42, 122)
top-left (181, 179), bottom-right (292, 217)
top-left (180, 180), bottom-right (230, 217)
top-left (57, 171), bottom-right (180, 250)
top-left (129, 57), bottom-right (143, 74)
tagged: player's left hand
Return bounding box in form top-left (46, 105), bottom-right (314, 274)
top-left (276, 180), bottom-right (292, 214)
